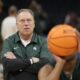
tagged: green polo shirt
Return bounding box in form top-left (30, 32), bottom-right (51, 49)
top-left (1, 32), bottom-right (54, 64)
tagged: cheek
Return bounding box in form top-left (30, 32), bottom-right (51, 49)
top-left (17, 23), bottom-right (23, 29)
top-left (17, 26), bottom-right (22, 31)
top-left (30, 23), bottom-right (35, 29)
top-left (31, 23), bottom-right (35, 28)
top-left (31, 26), bottom-right (35, 31)
top-left (30, 21), bottom-right (35, 26)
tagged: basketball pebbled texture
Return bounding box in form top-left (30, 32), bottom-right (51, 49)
top-left (47, 24), bottom-right (78, 57)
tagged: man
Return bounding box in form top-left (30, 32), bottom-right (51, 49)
top-left (38, 30), bottom-right (80, 80)
top-left (0, 9), bottom-right (54, 80)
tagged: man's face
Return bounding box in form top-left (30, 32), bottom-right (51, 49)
top-left (16, 11), bottom-right (35, 36)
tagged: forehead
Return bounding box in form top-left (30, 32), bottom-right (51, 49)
top-left (16, 11), bottom-right (34, 20)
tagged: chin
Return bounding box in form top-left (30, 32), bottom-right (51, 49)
top-left (23, 32), bottom-right (31, 36)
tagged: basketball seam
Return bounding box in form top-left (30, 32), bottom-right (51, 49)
top-left (49, 41), bottom-right (77, 49)
top-left (49, 35), bottom-right (77, 39)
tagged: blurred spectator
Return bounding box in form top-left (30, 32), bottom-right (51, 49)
top-left (0, 1), bottom-right (4, 79)
top-left (29, 0), bottom-right (48, 36)
top-left (0, 5), bottom-right (17, 80)
top-left (1, 16), bottom-right (17, 40)
top-left (8, 5), bottom-right (17, 16)
top-left (0, 0), bottom-right (7, 52)
top-left (3, 0), bottom-right (32, 12)
top-left (1, 5), bottom-right (17, 40)
top-left (64, 12), bottom-right (80, 32)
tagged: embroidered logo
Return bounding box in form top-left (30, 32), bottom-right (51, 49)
top-left (33, 47), bottom-right (37, 51)
top-left (13, 47), bottom-right (19, 50)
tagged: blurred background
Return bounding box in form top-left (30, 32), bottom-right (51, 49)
top-left (0, 0), bottom-right (80, 36)
top-left (0, 0), bottom-right (80, 79)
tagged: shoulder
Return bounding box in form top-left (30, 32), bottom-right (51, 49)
top-left (4, 32), bottom-right (17, 43)
top-left (2, 16), bottom-right (16, 26)
top-left (34, 33), bottom-right (47, 45)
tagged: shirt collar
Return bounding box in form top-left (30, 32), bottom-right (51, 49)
top-left (14, 32), bottom-right (38, 44)
top-left (14, 32), bottom-right (20, 43)
top-left (31, 33), bottom-right (38, 43)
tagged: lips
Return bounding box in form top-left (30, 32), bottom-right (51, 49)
top-left (24, 26), bottom-right (30, 29)
top-left (24, 27), bottom-right (30, 29)
top-left (23, 27), bottom-right (30, 31)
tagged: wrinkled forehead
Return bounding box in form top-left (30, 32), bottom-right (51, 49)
top-left (16, 9), bottom-right (34, 19)
top-left (16, 12), bottom-right (35, 22)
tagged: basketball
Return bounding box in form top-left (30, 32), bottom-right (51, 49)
top-left (47, 24), bottom-right (78, 57)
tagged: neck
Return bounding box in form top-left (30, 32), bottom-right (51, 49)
top-left (19, 33), bottom-right (33, 41)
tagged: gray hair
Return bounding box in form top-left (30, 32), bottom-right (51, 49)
top-left (16, 9), bottom-right (34, 18)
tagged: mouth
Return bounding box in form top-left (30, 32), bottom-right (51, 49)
top-left (24, 25), bottom-right (30, 28)
top-left (23, 27), bottom-right (30, 31)
top-left (24, 27), bottom-right (30, 29)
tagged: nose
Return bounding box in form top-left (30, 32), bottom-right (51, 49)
top-left (24, 20), bottom-right (28, 25)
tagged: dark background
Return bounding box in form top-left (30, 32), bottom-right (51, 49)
top-left (3, 0), bottom-right (80, 24)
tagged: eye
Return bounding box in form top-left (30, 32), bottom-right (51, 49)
top-left (27, 19), bottom-right (32, 22)
top-left (20, 19), bottom-right (25, 23)
top-left (19, 18), bottom-right (32, 23)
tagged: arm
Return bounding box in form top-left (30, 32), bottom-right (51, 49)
top-left (2, 57), bottom-right (31, 72)
top-left (25, 57), bottom-right (50, 73)
top-left (0, 39), bottom-right (31, 72)
top-left (1, 39), bottom-right (48, 73)
top-left (38, 55), bottom-right (66, 80)
top-left (2, 52), bottom-right (40, 72)
top-left (24, 39), bottom-right (54, 73)
top-left (0, 39), bottom-right (40, 72)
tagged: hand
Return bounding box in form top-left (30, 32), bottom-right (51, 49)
top-left (32, 57), bottom-right (40, 63)
top-left (4, 52), bottom-right (16, 59)
top-left (53, 55), bottom-right (66, 65)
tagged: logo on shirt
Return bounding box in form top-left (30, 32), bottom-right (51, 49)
top-left (13, 46), bottom-right (19, 50)
top-left (33, 47), bottom-right (37, 51)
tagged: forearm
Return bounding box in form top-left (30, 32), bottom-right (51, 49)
top-left (26, 58), bottom-right (50, 73)
top-left (46, 62), bottom-right (64, 80)
top-left (39, 62), bottom-right (63, 80)
top-left (45, 55), bottom-right (66, 80)
top-left (38, 60), bottom-right (65, 80)
top-left (2, 57), bottom-right (31, 72)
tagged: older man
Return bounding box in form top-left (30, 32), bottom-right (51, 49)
top-left (1, 9), bottom-right (54, 80)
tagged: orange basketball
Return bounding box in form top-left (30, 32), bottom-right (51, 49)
top-left (47, 24), bottom-right (78, 57)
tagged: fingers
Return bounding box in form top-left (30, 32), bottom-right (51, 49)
top-left (4, 52), bottom-right (16, 59)
top-left (53, 55), bottom-right (66, 64)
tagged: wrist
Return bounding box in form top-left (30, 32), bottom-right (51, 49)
top-left (30, 58), bottom-right (33, 64)
top-left (32, 57), bottom-right (40, 63)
